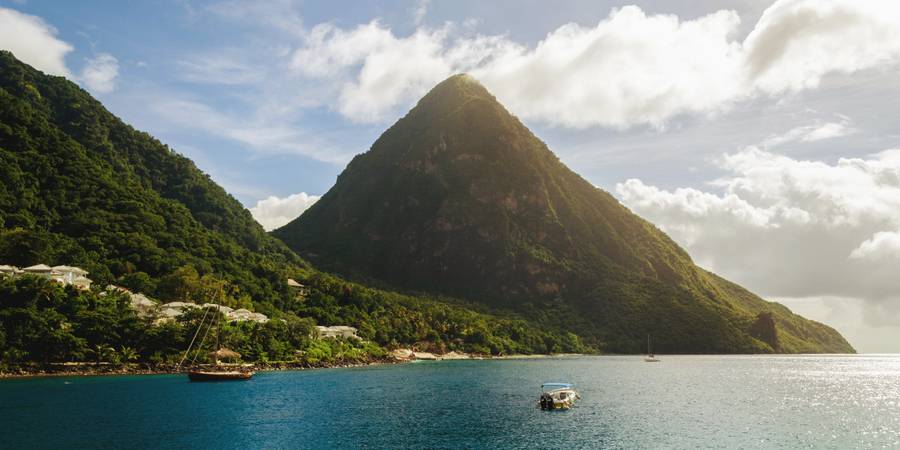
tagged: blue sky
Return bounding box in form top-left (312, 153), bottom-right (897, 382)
top-left (4, 0), bottom-right (900, 351)
top-left (0, 0), bottom-right (783, 205)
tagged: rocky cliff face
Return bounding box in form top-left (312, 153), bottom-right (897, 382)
top-left (749, 313), bottom-right (780, 352)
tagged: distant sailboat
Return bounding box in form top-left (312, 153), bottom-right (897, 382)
top-left (644, 334), bottom-right (660, 362)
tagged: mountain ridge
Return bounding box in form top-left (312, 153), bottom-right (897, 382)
top-left (0, 51), bottom-right (588, 362)
top-left (275, 73), bottom-right (854, 354)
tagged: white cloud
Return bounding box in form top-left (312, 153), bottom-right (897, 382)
top-left (850, 231), bottom-right (900, 261)
top-left (744, 0), bottom-right (900, 94)
top-left (285, 0), bottom-right (900, 128)
top-left (475, 7), bottom-right (746, 129)
top-left (80, 53), bottom-right (119, 94)
top-left (249, 192), bottom-right (320, 231)
top-left (290, 22), bottom-right (512, 122)
top-left (0, 8), bottom-right (122, 95)
top-left (763, 119), bottom-right (856, 148)
top-left (0, 7), bottom-right (73, 76)
top-left (616, 147), bottom-right (900, 337)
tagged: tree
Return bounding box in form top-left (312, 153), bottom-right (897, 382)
top-left (118, 346), bottom-right (138, 367)
top-left (157, 266), bottom-right (202, 303)
top-left (91, 344), bottom-right (115, 366)
top-left (119, 272), bottom-right (156, 295)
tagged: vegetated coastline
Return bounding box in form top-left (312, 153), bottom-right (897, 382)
top-left (0, 358), bottom-right (399, 379)
top-left (0, 351), bottom-right (581, 379)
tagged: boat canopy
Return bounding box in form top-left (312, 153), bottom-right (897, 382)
top-left (541, 382), bottom-right (574, 389)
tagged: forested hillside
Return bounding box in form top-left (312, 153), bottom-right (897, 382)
top-left (0, 50), bottom-right (302, 314)
top-left (0, 51), bottom-right (586, 369)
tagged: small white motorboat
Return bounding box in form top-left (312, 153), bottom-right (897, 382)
top-left (539, 382), bottom-right (581, 410)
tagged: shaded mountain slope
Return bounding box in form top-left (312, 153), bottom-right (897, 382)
top-left (276, 74), bottom-right (853, 354)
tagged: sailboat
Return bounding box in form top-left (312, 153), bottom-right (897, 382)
top-left (643, 334), bottom-right (660, 362)
top-left (178, 304), bottom-right (254, 381)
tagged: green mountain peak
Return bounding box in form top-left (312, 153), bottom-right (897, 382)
top-left (275, 73), bottom-right (854, 354)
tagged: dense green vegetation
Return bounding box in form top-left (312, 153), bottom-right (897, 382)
top-left (292, 269), bottom-right (586, 355)
top-left (0, 274), bottom-right (584, 370)
top-left (0, 50), bottom-right (302, 314)
top-left (276, 74), bottom-right (854, 354)
top-left (0, 275), bottom-right (386, 370)
top-left (0, 51), bottom-right (585, 367)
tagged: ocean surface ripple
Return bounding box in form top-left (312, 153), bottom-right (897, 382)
top-left (2, 355), bottom-right (899, 449)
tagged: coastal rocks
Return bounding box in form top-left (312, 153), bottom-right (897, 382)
top-left (441, 351), bottom-right (470, 360)
top-left (390, 349), bottom-right (415, 360)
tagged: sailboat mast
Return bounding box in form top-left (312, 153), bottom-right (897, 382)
top-left (214, 304), bottom-right (221, 365)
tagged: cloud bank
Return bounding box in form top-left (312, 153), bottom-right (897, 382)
top-left (616, 147), bottom-right (900, 330)
top-left (762, 119), bottom-right (856, 148)
top-left (288, 0), bottom-right (900, 128)
top-left (249, 192), bottom-right (320, 231)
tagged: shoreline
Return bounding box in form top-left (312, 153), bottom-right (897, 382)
top-left (0, 358), bottom-right (402, 380)
top-left (0, 353), bottom-right (581, 379)
top-left (1, 353), bottom-right (862, 379)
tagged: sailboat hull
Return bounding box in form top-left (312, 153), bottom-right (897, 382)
top-left (187, 370), bottom-right (253, 381)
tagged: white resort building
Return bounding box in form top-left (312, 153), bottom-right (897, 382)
top-left (155, 301), bottom-right (270, 324)
top-left (316, 325), bottom-right (359, 339)
top-left (0, 265), bottom-right (21, 277)
top-left (1, 263), bottom-right (93, 290)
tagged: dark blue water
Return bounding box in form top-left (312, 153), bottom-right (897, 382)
top-left (2, 355), bottom-right (899, 449)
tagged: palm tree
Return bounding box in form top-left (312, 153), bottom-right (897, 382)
top-left (92, 344), bottom-right (114, 366)
top-left (119, 346), bottom-right (138, 367)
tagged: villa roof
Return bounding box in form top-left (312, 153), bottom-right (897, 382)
top-left (287, 278), bottom-right (304, 287)
top-left (211, 348), bottom-right (241, 360)
top-left (161, 301), bottom-right (198, 309)
top-left (318, 325), bottom-right (357, 331)
top-left (53, 265), bottom-right (88, 274)
top-left (23, 264), bottom-right (53, 272)
top-left (0, 265), bottom-right (18, 271)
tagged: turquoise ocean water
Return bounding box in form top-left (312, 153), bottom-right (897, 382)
top-left (2, 355), bottom-right (899, 449)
